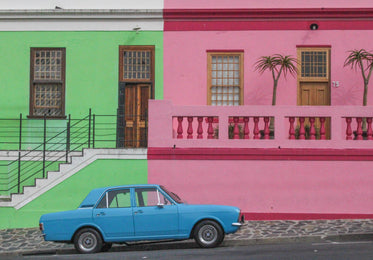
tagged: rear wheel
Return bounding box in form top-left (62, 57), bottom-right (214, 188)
top-left (194, 220), bottom-right (224, 248)
top-left (74, 228), bottom-right (103, 254)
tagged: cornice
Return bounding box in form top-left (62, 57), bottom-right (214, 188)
top-left (0, 9), bottom-right (163, 20)
top-left (164, 8), bottom-right (373, 20)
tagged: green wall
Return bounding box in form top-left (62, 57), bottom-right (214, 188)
top-left (0, 31), bottom-right (163, 118)
top-left (0, 159), bottom-right (147, 229)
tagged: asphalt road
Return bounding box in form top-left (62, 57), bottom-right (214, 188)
top-left (3, 240), bottom-right (373, 260)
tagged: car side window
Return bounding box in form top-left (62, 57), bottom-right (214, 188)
top-left (135, 188), bottom-right (172, 207)
top-left (96, 189), bottom-right (131, 208)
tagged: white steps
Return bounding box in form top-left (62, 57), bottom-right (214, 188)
top-left (0, 148), bottom-right (146, 209)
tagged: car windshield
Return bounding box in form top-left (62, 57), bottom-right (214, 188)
top-left (161, 186), bottom-right (184, 204)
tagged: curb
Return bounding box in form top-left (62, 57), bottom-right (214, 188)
top-left (1, 233), bottom-right (372, 257)
top-left (224, 233), bottom-right (373, 247)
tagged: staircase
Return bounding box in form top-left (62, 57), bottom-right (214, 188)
top-left (0, 148), bottom-right (146, 209)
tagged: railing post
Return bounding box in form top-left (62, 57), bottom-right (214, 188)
top-left (43, 114), bottom-right (46, 179)
top-left (88, 109), bottom-right (92, 148)
top-left (92, 114), bottom-right (96, 148)
top-left (177, 117), bottom-right (184, 139)
top-left (17, 113), bottom-right (22, 194)
top-left (345, 117), bottom-right (353, 140)
top-left (66, 115), bottom-right (71, 163)
top-left (197, 117), bottom-right (203, 139)
top-left (253, 117), bottom-right (260, 139)
top-left (288, 117), bottom-right (295, 139)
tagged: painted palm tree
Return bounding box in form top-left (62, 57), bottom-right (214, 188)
top-left (254, 54), bottom-right (297, 106)
top-left (254, 54), bottom-right (297, 133)
top-left (344, 49), bottom-right (373, 106)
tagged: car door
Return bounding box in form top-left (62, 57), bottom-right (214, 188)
top-left (93, 188), bottom-right (134, 239)
top-left (133, 187), bottom-right (179, 238)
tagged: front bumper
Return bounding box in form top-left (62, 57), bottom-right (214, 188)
top-left (232, 213), bottom-right (245, 227)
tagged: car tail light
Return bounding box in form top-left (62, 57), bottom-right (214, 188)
top-left (39, 223), bottom-right (44, 232)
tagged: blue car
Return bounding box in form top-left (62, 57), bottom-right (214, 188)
top-left (39, 184), bottom-right (244, 254)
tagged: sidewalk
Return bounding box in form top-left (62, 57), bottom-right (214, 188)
top-left (1, 219), bottom-right (373, 256)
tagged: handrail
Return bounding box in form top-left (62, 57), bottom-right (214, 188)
top-left (0, 110), bottom-right (149, 196)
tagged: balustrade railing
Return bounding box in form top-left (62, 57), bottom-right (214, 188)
top-left (149, 100), bottom-right (373, 149)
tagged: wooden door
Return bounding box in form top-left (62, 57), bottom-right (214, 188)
top-left (299, 82), bottom-right (329, 106)
top-left (124, 84), bottom-right (150, 148)
top-left (297, 47), bottom-right (331, 138)
top-left (117, 46), bottom-right (154, 148)
top-left (299, 82), bottom-right (330, 138)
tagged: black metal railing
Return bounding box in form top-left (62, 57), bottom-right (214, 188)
top-left (0, 110), bottom-right (148, 197)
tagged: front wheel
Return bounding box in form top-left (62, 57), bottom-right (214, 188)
top-left (194, 220), bottom-right (224, 248)
top-left (74, 228), bottom-right (103, 254)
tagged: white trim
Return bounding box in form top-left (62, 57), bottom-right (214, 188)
top-left (0, 0), bottom-right (164, 10)
top-left (0, 9), bottom-right (163, 31)
top-left (0, 148), bottom-right (147, 209)
top-left (0, 150), bottom-right (82, 161)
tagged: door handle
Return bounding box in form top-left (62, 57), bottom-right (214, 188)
top-left (96, 212), bottom-right (106, 216)
top-left (134, 210), bottom-right (143, 214)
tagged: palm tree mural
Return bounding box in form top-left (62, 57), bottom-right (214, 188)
top-left (344, 49), bottom-right (373, 107)
top-left (255, 54), bottom-right (297, 132)
top-left (254, 54), bottom-right (297, 106)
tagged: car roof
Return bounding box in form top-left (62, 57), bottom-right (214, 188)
top-left (78, 184), bottom-right (161, 208)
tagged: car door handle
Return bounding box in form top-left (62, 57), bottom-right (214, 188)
top-left (134, 210), bottom-right (143, 214)
top-left (96, 212), bottom-right (106, 216)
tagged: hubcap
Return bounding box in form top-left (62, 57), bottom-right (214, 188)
top-left (198, 224), bottom-right (218, 245)
top-left (78, 232), bottom-right (97, 252)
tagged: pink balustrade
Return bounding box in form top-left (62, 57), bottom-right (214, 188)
top-left (149, 100), bottom-right (373, 149)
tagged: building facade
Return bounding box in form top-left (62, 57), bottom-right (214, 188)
top-left (1, 0), bottom-right (373, 229)
top-left (150, 0), bottom-right (373, 220)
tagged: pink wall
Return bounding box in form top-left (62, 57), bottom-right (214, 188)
top-left (149, 159), bottom-right (373, 216)
top-left (164, 30), bottom-right (373, 106)
top-left (165, 0), bottom-right (373, 9)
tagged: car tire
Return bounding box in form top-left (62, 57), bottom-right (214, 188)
top-left (74, 228), bottom-right (103, 254)
top-left (194, 220), bottom-right (224, 248)
top-left (101, 243), bottom-right (113, 252)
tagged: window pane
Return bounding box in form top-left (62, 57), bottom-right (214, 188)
top-left (209, 53), bottom-right (242, 106)
top-left (123, 50), bottom-right (151, 80)
top-left (135, 188), bottom-right (171, 207)
top-left (34, 50), bottom-right (63, 80)
top-left (33, 83), bottom-right (62, 116)
top-left (301, 51), bottom-right (327, 78)
top-left (108, 189), bottom-right (131, 208)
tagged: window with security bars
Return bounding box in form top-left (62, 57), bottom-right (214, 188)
top-left (208, 53), bottom-right (243, 106)
top-left (122, 50), bottom-right (151, 80)
top-left (300, 50), bottom-right (328, 78)
top-left (30, 48), bottom-right (65, 118)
